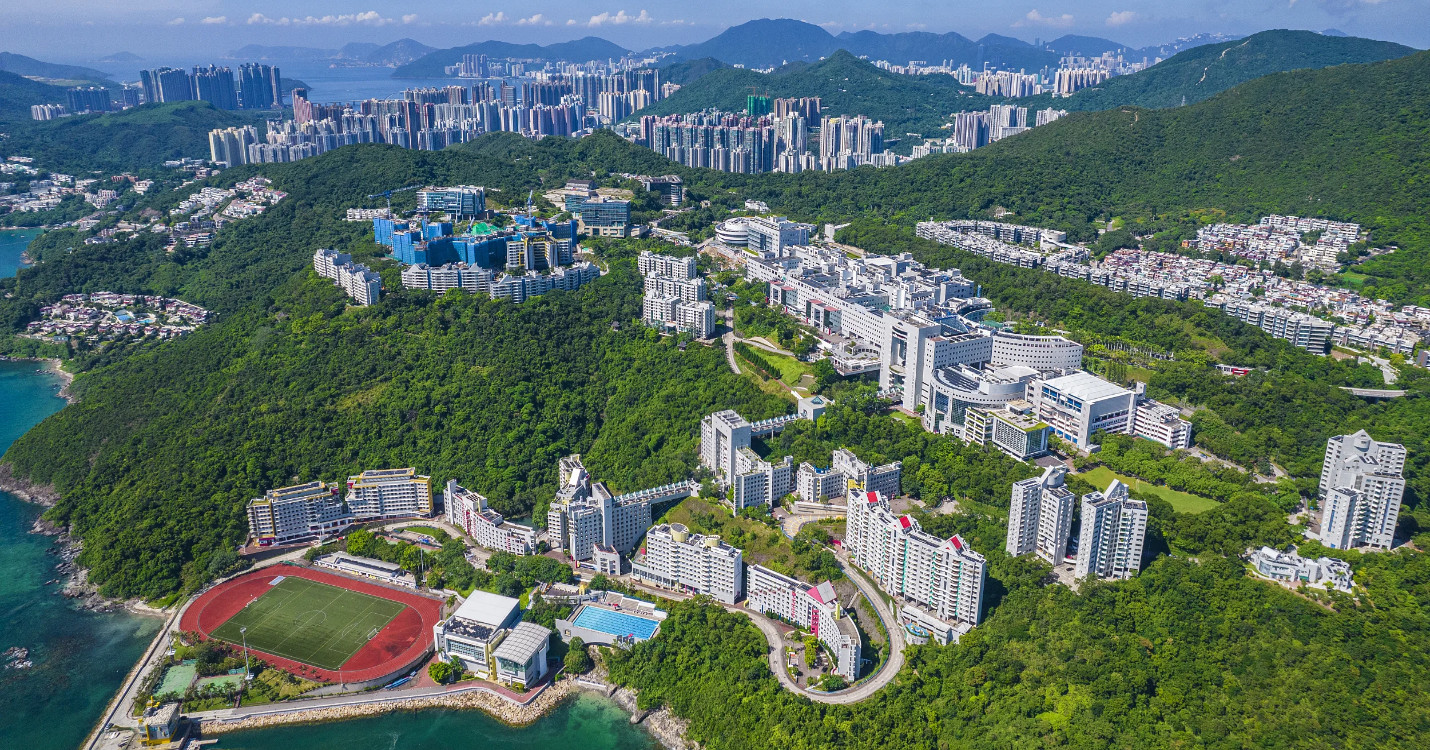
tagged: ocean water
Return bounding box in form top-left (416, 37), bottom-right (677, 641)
top-left (0, 359), bottom-right (162, 750)
top-left (212, 693), bottom-right (658, 750)
top-left (0, 228), bottom-right (40, 277)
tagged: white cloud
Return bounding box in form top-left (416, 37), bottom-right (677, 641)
top-left (588, 10), bottom-right (653, 27)
top-left (166, 17), bottom-right (185, 26)
top-left (402, 14), bottom-right (419, 24)
top-left (247, 11), bottom-right (397, 27)
top-left (1106, 10), bottom-right (1138, 26)
top-left (477, 11), bottom-right (507, 26)
top-left (199, 16), bottom-right (227, 25)
top-left (1015, 9), bottom-right (1075, 28)
top-left (567, 19), bottom-right (578, 25)
top-left (516, 13), bottom-right (550, 26)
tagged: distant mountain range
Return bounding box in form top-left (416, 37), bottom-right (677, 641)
top-left (0, 52), bottom-right (113, 85)
top-left (226, 39), bottom-right (436, 67)
top-left (392, 37), bottom-right (632, 78)
top-left (1019, 29), bottom-right (1416, 111)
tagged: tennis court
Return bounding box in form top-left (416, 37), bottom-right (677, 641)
top-left (571, 606), bottom-right (661, 641)
top-left (209, 576), bottom-right (407, 670)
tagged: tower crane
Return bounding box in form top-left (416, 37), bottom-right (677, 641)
top-left (365, 184), bottom-right (422, 213)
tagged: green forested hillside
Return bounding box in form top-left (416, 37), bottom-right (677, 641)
top-left (0, 69), bottom-right (66, 121)
top-left (638, 51), bottom-right (995, 139)
top-left (609, 550), bottom-right (1430, 749)
top-left (0, 101), bottom-right (259, 172)
top-left (1021, 29), bottom-right (1415, 112)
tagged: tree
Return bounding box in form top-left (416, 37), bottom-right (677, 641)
top-left (803, 636), bottom-right (819, 667)
top-left (428, 661), bottom-right (453, 684)
top-left (565, 636), bottom-right (593, 673)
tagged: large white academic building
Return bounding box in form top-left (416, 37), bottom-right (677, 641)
top-left (632, 523), bottom-right (744, 604)
top-left (1316, 430), bottom-right (1407, 550)
top-left (845, 491), bottom-right (986, 643)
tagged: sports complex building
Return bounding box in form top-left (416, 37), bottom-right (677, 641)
top-left (180, 565), bottom-right (443, 688)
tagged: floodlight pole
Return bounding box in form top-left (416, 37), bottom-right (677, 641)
top-left (239, 626), bottom-right (252, 681)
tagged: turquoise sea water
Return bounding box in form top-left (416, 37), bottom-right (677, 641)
top-left (212, 693), bottom-right (658, 750)
top-left (0, 359), bottom-right (163, 750)
top-left (0, 228), bottom-right (40, 277)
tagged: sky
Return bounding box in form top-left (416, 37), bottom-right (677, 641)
top-left (3, 1), bottom-right (1427, 62)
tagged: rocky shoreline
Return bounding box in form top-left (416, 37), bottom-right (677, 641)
top-left (2, 462), bottom-right (163, 617)
top-left (0, 355), bottom-right (76, 404)
top-left (198, 678), bottom-right (580, 735)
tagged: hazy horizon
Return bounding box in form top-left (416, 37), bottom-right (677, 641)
top-left (3, 2), bottom-right (1427, 65)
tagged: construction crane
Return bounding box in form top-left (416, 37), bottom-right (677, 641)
top-left (366, 184), bottom-right (421, 213)
top-left (525, 189), bottom-right (534, 216)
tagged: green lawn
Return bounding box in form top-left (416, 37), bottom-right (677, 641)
top-left (1075, 466), bottom-right (1220, 514)
top-left (399, 525), bottom-right (445, 539)
top-left (209, 576), bottom-right (406, 670)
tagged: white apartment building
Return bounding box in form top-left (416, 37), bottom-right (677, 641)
top-left (1026, 371), bottom-right (1137, 449)
top-left (1074, 480), bottom-right (1148, 581)
top-left (1006, 466), bottom-right (1076, 564)
top-left (401, 263), bottom-right (496, 294)
top-left (845, 492), bottom-right (986, 634)
top-left (245, 480), bottom-right (347, 545)
top-left (1316, 430), bottom-right (1407, 550)
top-left (643, 294), bottom-right (715, 338)
top-left (315, 248), bottom-right (382, 306)
top-left (345, 468), bottom-right (433, 519)
top-left (796, 448), bottom-right (901, 505)
top-left (637, 250), bottom-right (697, 279)
top-left (747, 564), bottom-right (861, 680)
top-left (445, 480), bottom-right (538, 555)
top-left (701, 410), bottom-right (751, 483)
top-left (545, 455), bottom-right (654, 561)
top-left (644, 274), bottom-right (707, 303)
top-left (731, 447), bottom-right (794, 511)
top-left (632, 523), bottom-right (744, 604)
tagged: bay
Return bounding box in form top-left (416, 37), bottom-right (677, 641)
top-left (0, 228), bottom-right (41, 278)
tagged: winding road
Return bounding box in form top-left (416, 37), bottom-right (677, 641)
top-left (746, 552), bottom-right (906, 704)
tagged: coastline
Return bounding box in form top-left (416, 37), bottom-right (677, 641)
top-left (0, 462), bottom-right (164, 618)
top-left (0, 355), bottom-right (76, 404)
top-left (199, 679), bottom-right (582, 735)
top-left (193, 669), bottom-right (694, 749)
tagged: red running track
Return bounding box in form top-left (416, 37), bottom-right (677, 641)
top-left (180, 565), bottom-right (443, 684)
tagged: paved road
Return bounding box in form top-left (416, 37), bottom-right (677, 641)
top-left (189, 676), bottom-right (540, 724)
top-left (721, 308), bottom-right (741, 374)
top-left (816, 553), bottom-right (906, 704)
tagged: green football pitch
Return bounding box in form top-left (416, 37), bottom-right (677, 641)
top-left (209, 576), bottom-right (407, 670)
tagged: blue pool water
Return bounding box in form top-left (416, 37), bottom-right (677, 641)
top-left (571, 607), bottom-right (660, 641)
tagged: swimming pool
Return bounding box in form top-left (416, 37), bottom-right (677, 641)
top-left (571, 606), bottom-right (661, 641)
